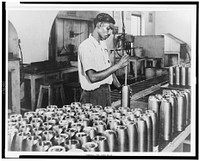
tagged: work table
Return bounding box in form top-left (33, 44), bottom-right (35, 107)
top-left (24, 66), bottom-right (78, 111)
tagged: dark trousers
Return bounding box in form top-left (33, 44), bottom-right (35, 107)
top-left (80, 84), bottom-right (111, 107)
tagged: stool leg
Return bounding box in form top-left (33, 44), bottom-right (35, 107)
top-left (37, 85), bottom-right (44, 109)
top-left (48, 86), bottom-right (53, 105)
top-left (60, 86), bottom-right (66, 105)
top-left (141, 60), bottom-right (144, 75)
top-left (135, 61), bottom-right (137, 79)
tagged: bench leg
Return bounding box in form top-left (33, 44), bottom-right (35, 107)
top-left (37, 86), bottom-right (44, 109)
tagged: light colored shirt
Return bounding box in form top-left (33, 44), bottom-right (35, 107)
top-left (78, 34), bottom-right (113, 91)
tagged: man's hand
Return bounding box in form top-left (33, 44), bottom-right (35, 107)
top-left (116, 54), bottom-right (130, 69)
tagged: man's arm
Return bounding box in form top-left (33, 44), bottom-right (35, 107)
top-left (86, 54), bottom-right (129, 83)
top-left (112, 73), bottom-right (121, 89)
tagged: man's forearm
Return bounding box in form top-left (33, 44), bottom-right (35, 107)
top-left (86, 64), bottom-right (121, 83)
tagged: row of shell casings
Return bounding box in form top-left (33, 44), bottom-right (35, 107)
top-left (8, 103), bottom-right (157, 152)
top-left (148, 89), bottom-right (191, 142)
top-left (169, 65), bottom-right (191, 86)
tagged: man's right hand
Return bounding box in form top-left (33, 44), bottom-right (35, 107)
top-left (117, 54), bottom-right (130, 69)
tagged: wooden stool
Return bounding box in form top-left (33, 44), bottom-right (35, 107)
top-left (129, 57), bottom-right (146, 79)
top-left (36, 80), bottom-right (66, 109)
top-left (145, 57), bottom-right (164, 68)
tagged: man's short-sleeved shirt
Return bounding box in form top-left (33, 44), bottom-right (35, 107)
top-left (78, 34), bottom-right (113, 91)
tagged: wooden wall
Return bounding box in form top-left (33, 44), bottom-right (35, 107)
top-left (49, 11), bottom-right (95, 62)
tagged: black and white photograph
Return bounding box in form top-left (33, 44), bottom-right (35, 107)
top-left (1, 0), bottom-right (198, 159)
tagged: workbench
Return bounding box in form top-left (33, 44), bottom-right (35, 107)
top-left (24, 67), bottom-right (78, 111)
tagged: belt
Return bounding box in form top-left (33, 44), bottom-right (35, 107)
top-left (100, 84), bottom-right (110, 88)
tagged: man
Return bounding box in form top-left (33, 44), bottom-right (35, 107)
top-left (78, 13), bottom-right (129, 107)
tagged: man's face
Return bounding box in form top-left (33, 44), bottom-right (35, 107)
top-left (98, 22), bottom-right (114, 40)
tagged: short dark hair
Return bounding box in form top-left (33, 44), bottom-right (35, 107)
top-left (94, 13), bottom-right (115, 27)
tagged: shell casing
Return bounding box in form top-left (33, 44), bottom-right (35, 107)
top-left (93, 121), bottom-right (106, 134)
top-left (93, 135), bottom-right (109, 152)
top-left (164, 95), bottom-right (177, 136)
top-left (121, 85), bottom-right (130, 107)
top-left (145, 110), bottom-right (158, 147)
top-left (70, 102), bottom-right (81, 108)
top-left (180, 66), bottom-right (186, 86)
top-left (75, 132), bottom-right (90, 146)
top-left (83, 126), bottom-right (97, 140)
top-left (38, 140), bottom-right (52, 152)
top-left (175, 66), bottom-right (180, 86)
top-left (53, 133), bottom-right (69, 146)
top-left (127, 121), bottom-right (138, 152)
top-left (187, 67), bottom-right (191, 86)
top-left (116, 125), bottom-right (129, 152)
top-left (169, 66), bottom-right (174, 85)
top-left (82, 142), bottom-right (99, 152)
top-left (160, 99), bottom-right (172, 141)
top-left (42, 130), bottom-right (54, 141)
top-left (183, 90), bottom-right (191, 125)
top-left (104, 130), bottom-right (118, 152)
top-left (64, 139), bottom-right (81, 150)
top-left (148, 95), bottom-right (161, 130)
top-left (137, 118), bottom-right (147, 152)
top-left (48, 145), bottom-right (66, 152)
top-left (176, 93), bottom-right (187, 131)
top-left (141, 114), bottom-right (153, 152)
top-left (23, 135), bottom-right (35, 151)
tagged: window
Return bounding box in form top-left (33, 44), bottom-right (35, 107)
top-left (131, 14), bottom-right (141, 36)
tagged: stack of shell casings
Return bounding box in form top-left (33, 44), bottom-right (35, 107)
top-left (10, 100), bottom-right (189, 152)
top-left (168, 64), bottom-right (191, 87)
top-left (148, 89), bottom-right (191, 143)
